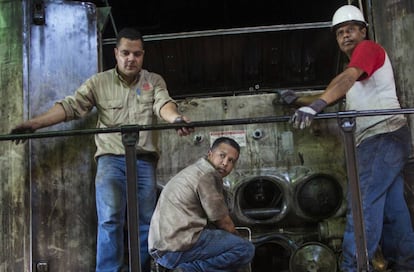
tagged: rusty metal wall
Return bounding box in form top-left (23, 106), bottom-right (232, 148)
top-left (371, 0), bottom-right (414, 109)
top-left (27, 2), bottom-right (99, 271)
top-left (0, 1), bottom-right (28, 271)
top-left (157, 93), bottom-right (346, 186)
top-left (1, 0), bottom-right (414, 271)
top-left (156, 93), bottom-right (348, 270)
top-left (0, 3), bottom-right (101, 270)
top-left (371, 0), bottom-right (414, 140)
top-left (142, 28), bottom-right (339, 97)
top-left (370, 0), bottom-right (414, 228)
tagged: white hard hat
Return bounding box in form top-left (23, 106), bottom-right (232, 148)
top-left (332, 5), bottom-right (367, 29)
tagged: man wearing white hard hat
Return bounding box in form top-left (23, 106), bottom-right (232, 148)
top-left (279, 4), bottom-right (414, 271)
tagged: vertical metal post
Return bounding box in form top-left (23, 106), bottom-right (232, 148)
top-left (121, 128), bottom-right (141, 272)
top-left (338, 114), bottom-right (369, 272)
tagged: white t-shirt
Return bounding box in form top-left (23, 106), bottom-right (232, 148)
top-left (346, 40), bottom-right (406, 145)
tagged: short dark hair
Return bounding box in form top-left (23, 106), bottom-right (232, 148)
top-left (211, 137), bottom-right (240, 154)
top-left (116, 28), bottom-right (144, 47)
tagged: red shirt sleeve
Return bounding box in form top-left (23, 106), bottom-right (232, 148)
top-left (348, 40), bottom-right (386, 80)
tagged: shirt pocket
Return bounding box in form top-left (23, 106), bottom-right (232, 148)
top-left (98, 99), bottom-right (125, 127)
top-left (137, 89), bottom-right (155, 116)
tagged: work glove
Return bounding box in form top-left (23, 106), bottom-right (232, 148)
top-left (277, 89), bottom-right (299, 105)
top-left (290, 99), bottom-right (327, 129)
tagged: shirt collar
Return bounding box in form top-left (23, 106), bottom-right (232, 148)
top-left (114, 65), bottom-right (140, 87)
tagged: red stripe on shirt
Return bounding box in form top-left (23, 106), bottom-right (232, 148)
top-left (348, 40), bottom-right (386, 80)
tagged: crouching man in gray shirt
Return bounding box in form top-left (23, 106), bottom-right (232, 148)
top-left (149, 137), bottom-right (255, 272)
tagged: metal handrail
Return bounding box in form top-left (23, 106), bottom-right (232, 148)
top-left (2, 108), bottom-right (414, 142)
top-left (3, 107), bottom-right (414, 272)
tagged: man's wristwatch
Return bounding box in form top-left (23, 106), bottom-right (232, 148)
top-left (173, 116), bottom-right (184, 123)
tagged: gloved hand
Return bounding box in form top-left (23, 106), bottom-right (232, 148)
top-left (290, 99), bottom-right (327, 129)
top-left (277, 89), bottom-right (298, 105)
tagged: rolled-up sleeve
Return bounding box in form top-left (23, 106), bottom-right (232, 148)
top-left (149, 73), bottom-right (176, 119)
top-left (57, 79), bottom-right (96, 121)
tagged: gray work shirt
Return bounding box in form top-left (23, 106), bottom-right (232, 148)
top-left (148, 157), bottom-right (229, 252)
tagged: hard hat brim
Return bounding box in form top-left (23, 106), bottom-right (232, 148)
top-left (331, 20), bottom-right (368, 32)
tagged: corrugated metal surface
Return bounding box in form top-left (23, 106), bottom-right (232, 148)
top-left (100, 0), bottom-right (347, 98)
top-left (143, 28), bottom-right (339, 97)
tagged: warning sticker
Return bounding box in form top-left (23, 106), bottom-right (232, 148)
top-left (209, 130), bottom-right (247, 147)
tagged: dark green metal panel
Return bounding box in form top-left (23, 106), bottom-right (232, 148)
top-left (0, 0), bottom-right (28, 271)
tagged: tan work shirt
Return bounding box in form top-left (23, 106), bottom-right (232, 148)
top-left (58, 68), bottom-right (174, 158)
top-left (148, 157), bottom-right (229, 252)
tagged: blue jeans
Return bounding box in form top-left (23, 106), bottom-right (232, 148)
top-left (341, 126), bottom-right (414, 271)
top-left (95, 155), bottom-right (157, 272)
top-left (152, 228), bottom-right (255, 272)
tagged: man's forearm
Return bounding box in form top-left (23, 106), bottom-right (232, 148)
top-left (159, 102), bottom-right (181, 123)
top-left (29, 103), bottom-right (67, 130)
